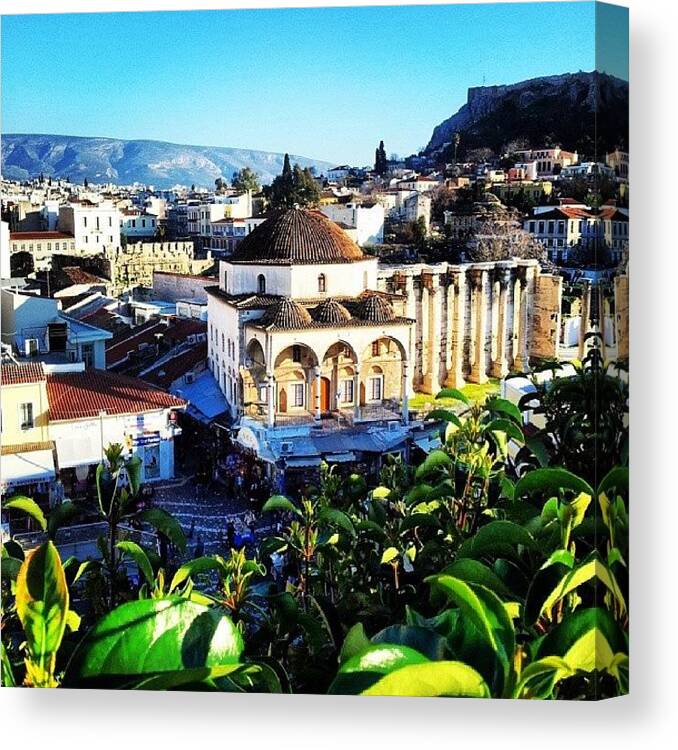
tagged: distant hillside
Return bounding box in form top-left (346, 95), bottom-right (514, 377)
top-left (425, 71), bottom-right (628, 161)
top-left (1, 134), bottom-right (333, 187)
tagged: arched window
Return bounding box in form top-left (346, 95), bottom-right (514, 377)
top-left (257, 274), bottom-right (266, 294)
top-left (318, 273), bottom-right (326, 293)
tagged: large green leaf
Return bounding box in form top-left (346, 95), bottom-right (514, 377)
top-left (65, 597), bottom-right (243, 688)
top-left (536, 607), bottom-right (627, 675)
top-left (436, 388), bottom-right (469, 405)
top-left (361, 661), bottom-right (490, 697)
top-left (318, 508), bottom-right (355, 537)
top-left (441, 559), bottom-right (515, 600)
top-left (486, 397), bottom-right (522, 424)
top-left (399, 513), bottom-right (441, 534)
top-left (486, 418), bottom-right (524, 443)
top-left (415, 450), bottom-right (452, 480)
top-left (597, 467), bottom-right (628, 497)
top-left (457, 520), bottom-right (536, 561)
top-left (4, 496), bottom-right (47, 531)
top-left (370, 625), bottom-right (448, 661)
top-left (116, 541), bottom-right (155, 587)
top-left (329, 643), bottom-right (429, 694)
top-left (427, 575), bottom-right (515, 693)
top-left (338, 623), bottom-right (371, 664)
top-left (15, 541), bottom-right (69, 685)
top-left (139, 509), bottom-right (187, 552)
top-left (261, 495), bottom-right (300, 516)
top-left (514, 468), bottom-right (594, 499)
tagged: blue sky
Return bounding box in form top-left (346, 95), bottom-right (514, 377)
top-left (1, 3), bottom-right (627, 165)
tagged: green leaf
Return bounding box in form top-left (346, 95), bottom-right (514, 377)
top-left (361, 661), bottom-right (490, 698)
top-left (3, 539), bottom-right (24, 560)
top-left (169, 556), bottom-right (223, 592)
top-left (65, 597), bottom-right (243, 688)
top-left (399, 513), bottom-right (441, 534)
top-left (525, 437), bottom-right (550, 467)
top-left (536, 607), bottom-right (628, 677)
top-left (4, 496), bottom-right (47, 531)
top-left (339, 623), bottom-right (371, 664)
top-left (125, 455), bottom-right (143, 497)
top-left (72, 559), bottom-right (102, 584)
top-left (415, 449), bottom-right (452, 480)
top-left (371, 625), bottom-right (448, 661)
top-left (371, 486), bottom-right (391, 500)
top-left (514, 468), bottom-right (594, 499)
top-left (16, 541), bottom-right (69, 684)
top-left (457, 520), bottom-right (536, 561)
top-left (436, 388), bottom-right (469, 405)
top-left (486, 397), bottom-right (522, 424)
top-left (441, 558), bottom-right (515, 600)
top-left (597, 467), bottom-right (628, 497)
top-left (514, 656), bottom-right (573, 698)
top-left (426, 409), bottom-right (462, 428)
top-left (1, 556), bottom-right (22, 581)
top-left (381, 547), bottom-right (399, 565)
top-left (261, 495), bottom-right (300, 515)
top-left (116, 540), bottom-right (155, 587)
top-left (318, 508), bottom-right (355, 537)
top-left (427, 575), bottom-right (515, 691)
top-left (139, 509), bottom-right (187, 552)
top-left (329, 643), bottom-right (429, 694)
top-left (486, 418), bottom-right (524, 443)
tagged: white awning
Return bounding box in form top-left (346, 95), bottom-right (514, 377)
top-left (285, 456), bottom-right (322, 468)
top-left (414, 435), bottom-right (443, 454)
top-left (1, 449), bottom-right (56, 487)
top-left (325, 452), bottom-right (357, 463)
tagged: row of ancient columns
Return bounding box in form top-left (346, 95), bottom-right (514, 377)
top-left (403, 263), bottom-right (534, 393)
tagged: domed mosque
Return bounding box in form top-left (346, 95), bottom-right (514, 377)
top-left (207, 207), bottom-right (417, 477)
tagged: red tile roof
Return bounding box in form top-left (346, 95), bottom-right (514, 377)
top-left (10, 232), bottom-right (74, 241)
top-left (46, 370), bottom-right (186, 421)
top-left (1, 362), bottom-right (46, 385)
top-left (141, 343), bottom-right (208, 389)
top-left (106, 317), bottom-right (207, 367)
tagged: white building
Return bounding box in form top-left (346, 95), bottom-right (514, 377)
top-left (320, 202), bottom-right (385, 246)
top-left (57, 200), bottom-right (121, 252)
top-left (512, 147), bottom-right (579, 177)
top-left (1, 289), bottom-right (112, 369)
top-left (120, 209), bottom-right (157, 239)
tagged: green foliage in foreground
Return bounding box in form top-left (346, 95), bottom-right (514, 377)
top-left (1, 352), bottom-right (628, 698)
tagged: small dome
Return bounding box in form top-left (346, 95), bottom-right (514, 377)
top-left (228, 207), bottom-right (366, 265)
top-left (360, 294), bottom-right (397, 323)
top-left (260, 298), bottom-right (313, 329)
top-left (311, 298), bottom-right (352, 325)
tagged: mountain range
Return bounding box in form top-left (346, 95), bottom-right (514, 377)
top-left (0, 134), bottom-right (333, 188)
top-left (425, 71), bottom-right (628, 161)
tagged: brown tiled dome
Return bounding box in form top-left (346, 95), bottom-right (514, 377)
top-left (360, 294), bottom-right (397, 323)
top-left (228, 207), bottom-right (366, 265)
top-left (311, 298), bottom-right (352, 325)
top-left (260, 298), bottom-right (313, 329)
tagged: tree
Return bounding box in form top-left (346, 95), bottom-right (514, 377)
top-left (267, 154), bottom-right (320, 209)
top-left (374, 140), bottom-right (388, 176)
top-left (232, 167), bottom-right (260, 193)
top-left (215, 177), bottom-right (227, 194)
top-left (84, 176), bottom-right (89, 188)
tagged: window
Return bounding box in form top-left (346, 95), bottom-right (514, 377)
top-left (257, 274), bottom-right (266, 294)
top-left (19, 402), bottom-right (34, 430)
top-left (222, 333), bottom-right (225, 351)
top-left (538, 221), bottom-right (545, 234)
top-left (318, 273), bottom-right (326, 293)
top-left (292, 345), bottom-right (301, 363)
top-left (258, 384), bottom-right (268, 403)
top-left (342, 378), bottom-right (354, 404)
top-left (83, 216), bottom-right (87, 227)
top-left (369, 376), bottom-right (382, 401)
top-left (47, 243), bottom-right (51, 250)
top-left (292, 383), bottom-right (305, 408)
top-left (372, 341), bottom-right (380, 357)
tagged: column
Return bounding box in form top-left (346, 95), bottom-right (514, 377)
top-left (445, 270), bottom-right (466, 388)
top-left (513, 268), bottom-right (530, 372)
top-left (423, 275), bottom-right (442, 394)
top-left (401, 361), bottom-right (410, 425)
top-left (578, 280), bottom-right (591, 361)
top-left (597, 281), bottom-right (607, 360)
top-left (469, 268), bottom-right (488, 384)
top-left (353, 365), bottom-right (361, 421)
top-left (444, 276), bottom-right (454, 375)
top-left (314, 365), bottom-right (321, 422)
top-left (490, 267), bottom-right (512, 378)
top-left (266, 373), bottom-right (275, 428)
top-left (419, 281), bottom-right (429, 388)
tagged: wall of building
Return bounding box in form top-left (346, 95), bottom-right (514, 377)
top-left (153, 271), bottom-right (213, 303)
top-left (0, 380), bottom-right (50, 447)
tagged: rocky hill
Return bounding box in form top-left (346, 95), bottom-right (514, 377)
top-left (425, 71), bottom-right (628, 161)
top-left (1, 133), bottom-right (333, 187)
